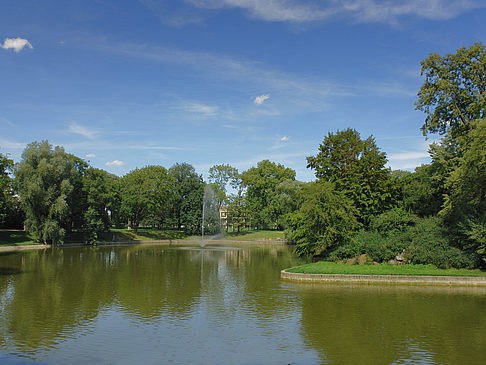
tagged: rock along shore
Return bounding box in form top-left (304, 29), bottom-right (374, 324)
top-left (281, 269), bottom-right (486, 286)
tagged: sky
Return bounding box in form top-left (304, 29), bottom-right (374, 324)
top-left (1, 0), bottom-right (485, 181)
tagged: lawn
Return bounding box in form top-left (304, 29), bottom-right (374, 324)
top-left (0, 230), bottom-right (37, 246)
top-left (286, 261), bottom-right (486, 277)
top-left (224, 229), bottom-right (285, 241)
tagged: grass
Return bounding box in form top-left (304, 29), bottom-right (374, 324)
top-left (224, 229), bottom-right (285, 241)
top-left (0, 230), bottom-right (37, 246)
top-left (286, 261), bottom-right (486, 277)
top-left (0, 227), bottom-right (283, 246)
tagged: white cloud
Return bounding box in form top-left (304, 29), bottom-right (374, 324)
top-left (68, 123), bottom-right (97, 139)
top-left (254, 94), bottom-right (270, 105)
top-left (280, 136), bottom-right (289, 141)
top-left (184, 0), bottom-right (484, 24)
top-left (105, 160), bottom-right (125, 166)
top-left (182, 102), bottom-right (219, 116)
top-left (85, 153), bottom-right (96, 158)
top-left (1, 38), bottom-right (33, 52)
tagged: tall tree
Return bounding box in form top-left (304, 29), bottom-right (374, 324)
top-left (307, 129), bottom-right (393, 226)
top-left (82, 168), bottom-right (120, 242)
top-left (241, 160), bottom-right (296, 229)
top-left (120, 165), bottom-right (172, 233)
top-left (168, 163), bottom-right (204, 233)
top-left (0, 152), bottom-right (14, 226)
top-left (415, 42), bottom-right (486, 139)
top-left (15, 141), bottom-right (84, 244)
top-left (208, 164), bottom-right (239, 211)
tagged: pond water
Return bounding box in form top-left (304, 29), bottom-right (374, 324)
top-left (0, 244), bottom-right (485, 364)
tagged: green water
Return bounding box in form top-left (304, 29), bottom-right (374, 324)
top-left (0, 244), bottom-right (485, 364)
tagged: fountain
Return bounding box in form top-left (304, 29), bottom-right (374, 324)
top-left (200, 184), bottom-right (224, 247)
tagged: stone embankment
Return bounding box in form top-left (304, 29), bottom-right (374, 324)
top-left (281, 270), bottom-right (486, 286)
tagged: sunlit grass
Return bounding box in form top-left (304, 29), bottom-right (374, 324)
top-left (286, 261), bottom-right (486, 277)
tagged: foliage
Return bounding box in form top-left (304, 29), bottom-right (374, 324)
top-left (285, 181), bottom-right (359, 256)
top-left (307, 128), bottom-right (394, 226)
top-left (397, 164), bottom-right (445, 217)
top-left (14, 141), bottom-right (84, 245)
top-left (168, 163), bottom-right (204, 234)
top-left (0, 152), bottom-right (14, 226)
top-left (120, 165), bottom-right (172, 233)
top-left (415, 42), bottom-right (486, 138)
top-left (208, 164), bottom-right (239, 211)
top-left (369, 207), bottom-right (418, 237)
top-left (399, 217), bottom-right (477, 269)
top-left (440, 120), bottom-right (486, 263)
top-left (82, 168), bottom-right (120, 243)
top-left (241, 160), bottom-right (296, 229)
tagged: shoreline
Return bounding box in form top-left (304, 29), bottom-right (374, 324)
top-left (0, 238), bottom-right (289, 252)
top-left (280, 269), bottom-right (486, 286)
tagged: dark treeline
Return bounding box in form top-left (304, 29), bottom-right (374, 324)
top-left (1, 43), bottom-right (485, 268)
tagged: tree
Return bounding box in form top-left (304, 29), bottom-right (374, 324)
top-left (415, 42), bottom-right (486, 138)
top-left (82, 168), bottom-right (120, 242)
top-left (241, 160), bottom-right (296, 229)
top-left (120, 165), bottom-right (172, 233)
top-left (285, 181), bottom-right (359, 256)
top-left (208, 164), bottom-right (239, 212)
top-left (168, 163), bottom-right (204, 233)
top-left (441, 120), bottom-right (486, 263)
top-left (307, 128), bottom-right (394, 226)
top-left (0, 152), bottom-right (14, 226)
top-left (15, 141), bottom-right (84, 244)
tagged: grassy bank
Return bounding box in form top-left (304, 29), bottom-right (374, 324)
top-left (224, 229), bottom-right (285, 241)
top-left (286, 261), bottom-right (486, 277)
top-left (0, 230), bottom-right (37, 246)
top-left (0, 228), bottom-right (189, 246)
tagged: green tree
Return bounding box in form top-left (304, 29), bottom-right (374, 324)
top-left (415, 42), bottom-right (486, 138)
top-left (241, 160), bottom-right (296, 229)
top-left (0, 152), bottom-right (15, 227)
top-left (307, 128), bottom-right (394, 226)
top-left (82, 168), bottom-right (120, 242)
top-left (15, 141), bottom-right (84, 244)
top-left (208, 164), bottom-right (239, 211)
top-left (120, 165), bottom-right (172, 233)
top-left (168, 163), bottom-right (204, 233)
top-left (441, 120), bottom-right (486, 263)
top-left (397, 164), bottom-right (445, 217)
top-left (285, 181), bottom-right (359, 256)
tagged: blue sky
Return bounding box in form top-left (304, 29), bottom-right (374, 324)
top-left (1, 0), bottom-right (485, 181)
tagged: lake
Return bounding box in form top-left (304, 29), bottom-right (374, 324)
top-left (0, 243), bottom-right (485, 364)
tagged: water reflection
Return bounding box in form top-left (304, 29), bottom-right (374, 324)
top-left (295, 283), bottom-right (486, 365)
top-left (0, 245), bottom-right (485, 364)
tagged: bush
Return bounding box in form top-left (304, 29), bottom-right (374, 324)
top-left (403, 217), bottom-right (478, 268)
top-left (370, 207), bottom-right (418, 237)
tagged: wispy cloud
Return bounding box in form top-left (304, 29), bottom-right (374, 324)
top-left (1, 37), bottom-right (33, 52)
top-left (158, 0), bottom-right (484, 25)
top-left (181, 102), bottom-right (219, 116)
top-left (85, 153), bottom-right (96, 158)
top-left (280, 136), bottom-right (289, 141)
top-left (0, 139), bottom-right (26, 150)
top-left (68, 123), bottom-right (97, 139)
top-left (127, 145), bottom-right (195, 151)
top-left (106, 160), bottom-right (125, 166)
top-left (254, 94), bottom-right (270, 105)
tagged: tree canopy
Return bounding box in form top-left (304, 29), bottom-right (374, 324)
top-left (415, 42), bottom-right (486, 138)
top-left (307, 128), bottom-right (394, 226)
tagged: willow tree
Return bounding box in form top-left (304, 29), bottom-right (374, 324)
top-left (15, 141), bottom-right (85, 244)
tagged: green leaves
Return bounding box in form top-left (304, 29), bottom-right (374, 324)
top-left (415, 42), bottom-right (486, 138)
top-left (307, 128), bottom-right (393, 226)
